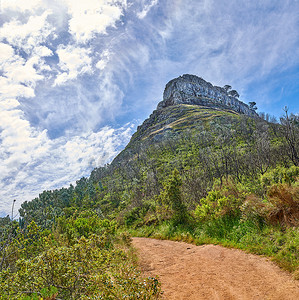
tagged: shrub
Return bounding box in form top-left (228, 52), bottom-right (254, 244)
top-left (261, 166), bottom-right (299, 187)
top-left (0, 231), bottom-right (161, 299)
top-left (266, 183), bottom-right (299, 227)
top-left (159, 169), bottom-right (188, 225)
top-left (194, 180), bottom-right (246, 221)
top-left (123, 204), bottom-right (152, 226)
top-left (240, 194), bottom-right (267, 225)
top-left (57, 212), bottom-right (117, 246)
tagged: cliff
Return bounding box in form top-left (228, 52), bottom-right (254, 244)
top-left (112, 74), bottom-right (259, 165)
top-left (157, 74), bottom-right (257, 117)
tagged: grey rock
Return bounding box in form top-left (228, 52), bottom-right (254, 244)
top-left (112, 75), bottom-right (259, 166)
top-left (157, 74), bottom-right (258, 117)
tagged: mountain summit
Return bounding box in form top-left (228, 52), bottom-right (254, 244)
top-left (113, 74), bottom-right (259, 165)
top-left (158, 74), bottom-right (257, 117)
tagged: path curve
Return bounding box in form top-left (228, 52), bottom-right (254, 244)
top-left (132, 237), bottom-right (299, 300)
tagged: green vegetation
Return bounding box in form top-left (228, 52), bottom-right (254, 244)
top-left (127, 173), bottom-right (299, 273)
top-left (0, 107), bottom-right (298, 298)
top-left (0, 212), bottom-right (161, 299)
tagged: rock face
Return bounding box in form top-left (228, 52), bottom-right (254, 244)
top-left (157, 74), bottom-right (257, 117)
top-left (112, 75), bottom-right (259, 166)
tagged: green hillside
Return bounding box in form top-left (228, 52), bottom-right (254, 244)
top-left (0, 75), bottom-right (298, 299)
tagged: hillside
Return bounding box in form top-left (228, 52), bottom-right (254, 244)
top-left (113, 74), bottom-right (258, 165)
top-left (135, 74), bottom-right (258, 140)
top-left (0, 75), bottom-right (298, 299)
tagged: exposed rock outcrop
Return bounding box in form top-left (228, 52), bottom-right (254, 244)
top-left (112, 74), bottom-right (259, 166)
top-left (157, 74), bottom-right (257, 117)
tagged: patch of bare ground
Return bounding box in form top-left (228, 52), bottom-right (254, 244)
top-left (132, 237), bottom-right (299, 300)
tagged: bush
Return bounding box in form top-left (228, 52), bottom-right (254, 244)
top-left (123, 204), bottom-right (152, 226)
top-left (57, 211), bottom-right (117, 246)
top-left (261, 166), bottom-right (299, 187)
top-left (1, 235), bottom-right (160, 299)
top-left (194, 180), bottom-right (245, 221)
top-left (0, 217), bottom-right (162, 299)
top-left (159, 169), bottom-right (188, 225)
top-left (240, 194), bottom-right (267, 225)
top-left (266, 183), bottom-right (299, 226)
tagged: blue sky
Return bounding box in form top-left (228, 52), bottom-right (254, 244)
top-left (0, 0), bottom-right (298, 216)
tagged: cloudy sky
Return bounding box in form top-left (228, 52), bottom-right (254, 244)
top-left (0, 0), bottom-right (299, 216)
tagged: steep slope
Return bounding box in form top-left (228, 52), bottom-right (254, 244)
top-left (159, 74), bottom-right (256, 117)
top-left (112, 74), bottom-right (258, 165)
top-left (132, 105), bottom-right (239, 143)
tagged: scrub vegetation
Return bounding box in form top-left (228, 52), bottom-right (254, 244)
top-left (0, 106), bottom-right (298, 298)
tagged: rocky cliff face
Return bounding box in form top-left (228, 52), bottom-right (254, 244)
top-left (112, 74), bottom-right (259, 165)
top-left (157, 74), bottom-right (257, 117)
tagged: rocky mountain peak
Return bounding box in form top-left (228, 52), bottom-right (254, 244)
top-left (157, 74), bottom-right (257, 117)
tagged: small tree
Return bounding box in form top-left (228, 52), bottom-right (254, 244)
top-left (229, 90), bottom-right (240, 98)
top-left (249, 101), bottom-right (257, 111)
top-left (280, 107), bottom-right (299, 166)
top-left (162, 169), bottom-right (188, 225)
top-left (223, 85), bottom-right (232, 92)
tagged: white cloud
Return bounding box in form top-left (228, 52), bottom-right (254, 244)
top-left (96, 49), bottom-right (111, 70)
top-left (0, 76), bottom-right (35, 98)
top-left (0, 43), bottom-right (15, 62)
top-left (0, 98), bottom-right (20, 110)
top-left (0, 48), bottom-right (46, 99)
top-left (0, 10), bottom-right (54, 97)
top-left (0, 10), bottom-right (54, 52)
top-left (0, 106), bottom-right (48, 184)
top-left (34, 46), bottom-right (53, 57)
top-left (54, 45), bottom-right (93, 85)
top-left (137, 0), bottom-right (158, 19)
top-left (4, 56), bottom-right (44, 86)
top-left (64, 0), bottom-right (127, 43)
top-left (1, 0), bottom-right (43, 12)
top-left (0, 121), bottom-right (134, 215)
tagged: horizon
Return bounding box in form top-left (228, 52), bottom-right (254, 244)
top-left (0, 0), bottom-right (299, 216)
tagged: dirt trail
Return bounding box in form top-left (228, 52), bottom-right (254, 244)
top-left (132, 237), bottom-right (299, 300)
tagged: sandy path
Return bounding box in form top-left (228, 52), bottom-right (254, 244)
top-left (132, 237), bottom-right (299, 300)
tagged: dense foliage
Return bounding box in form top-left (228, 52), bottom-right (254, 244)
top-left (0, 212), bottom-right (161, 299)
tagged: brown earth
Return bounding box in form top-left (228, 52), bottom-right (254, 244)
top-left (132, 237), bottom-right (299, 300)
